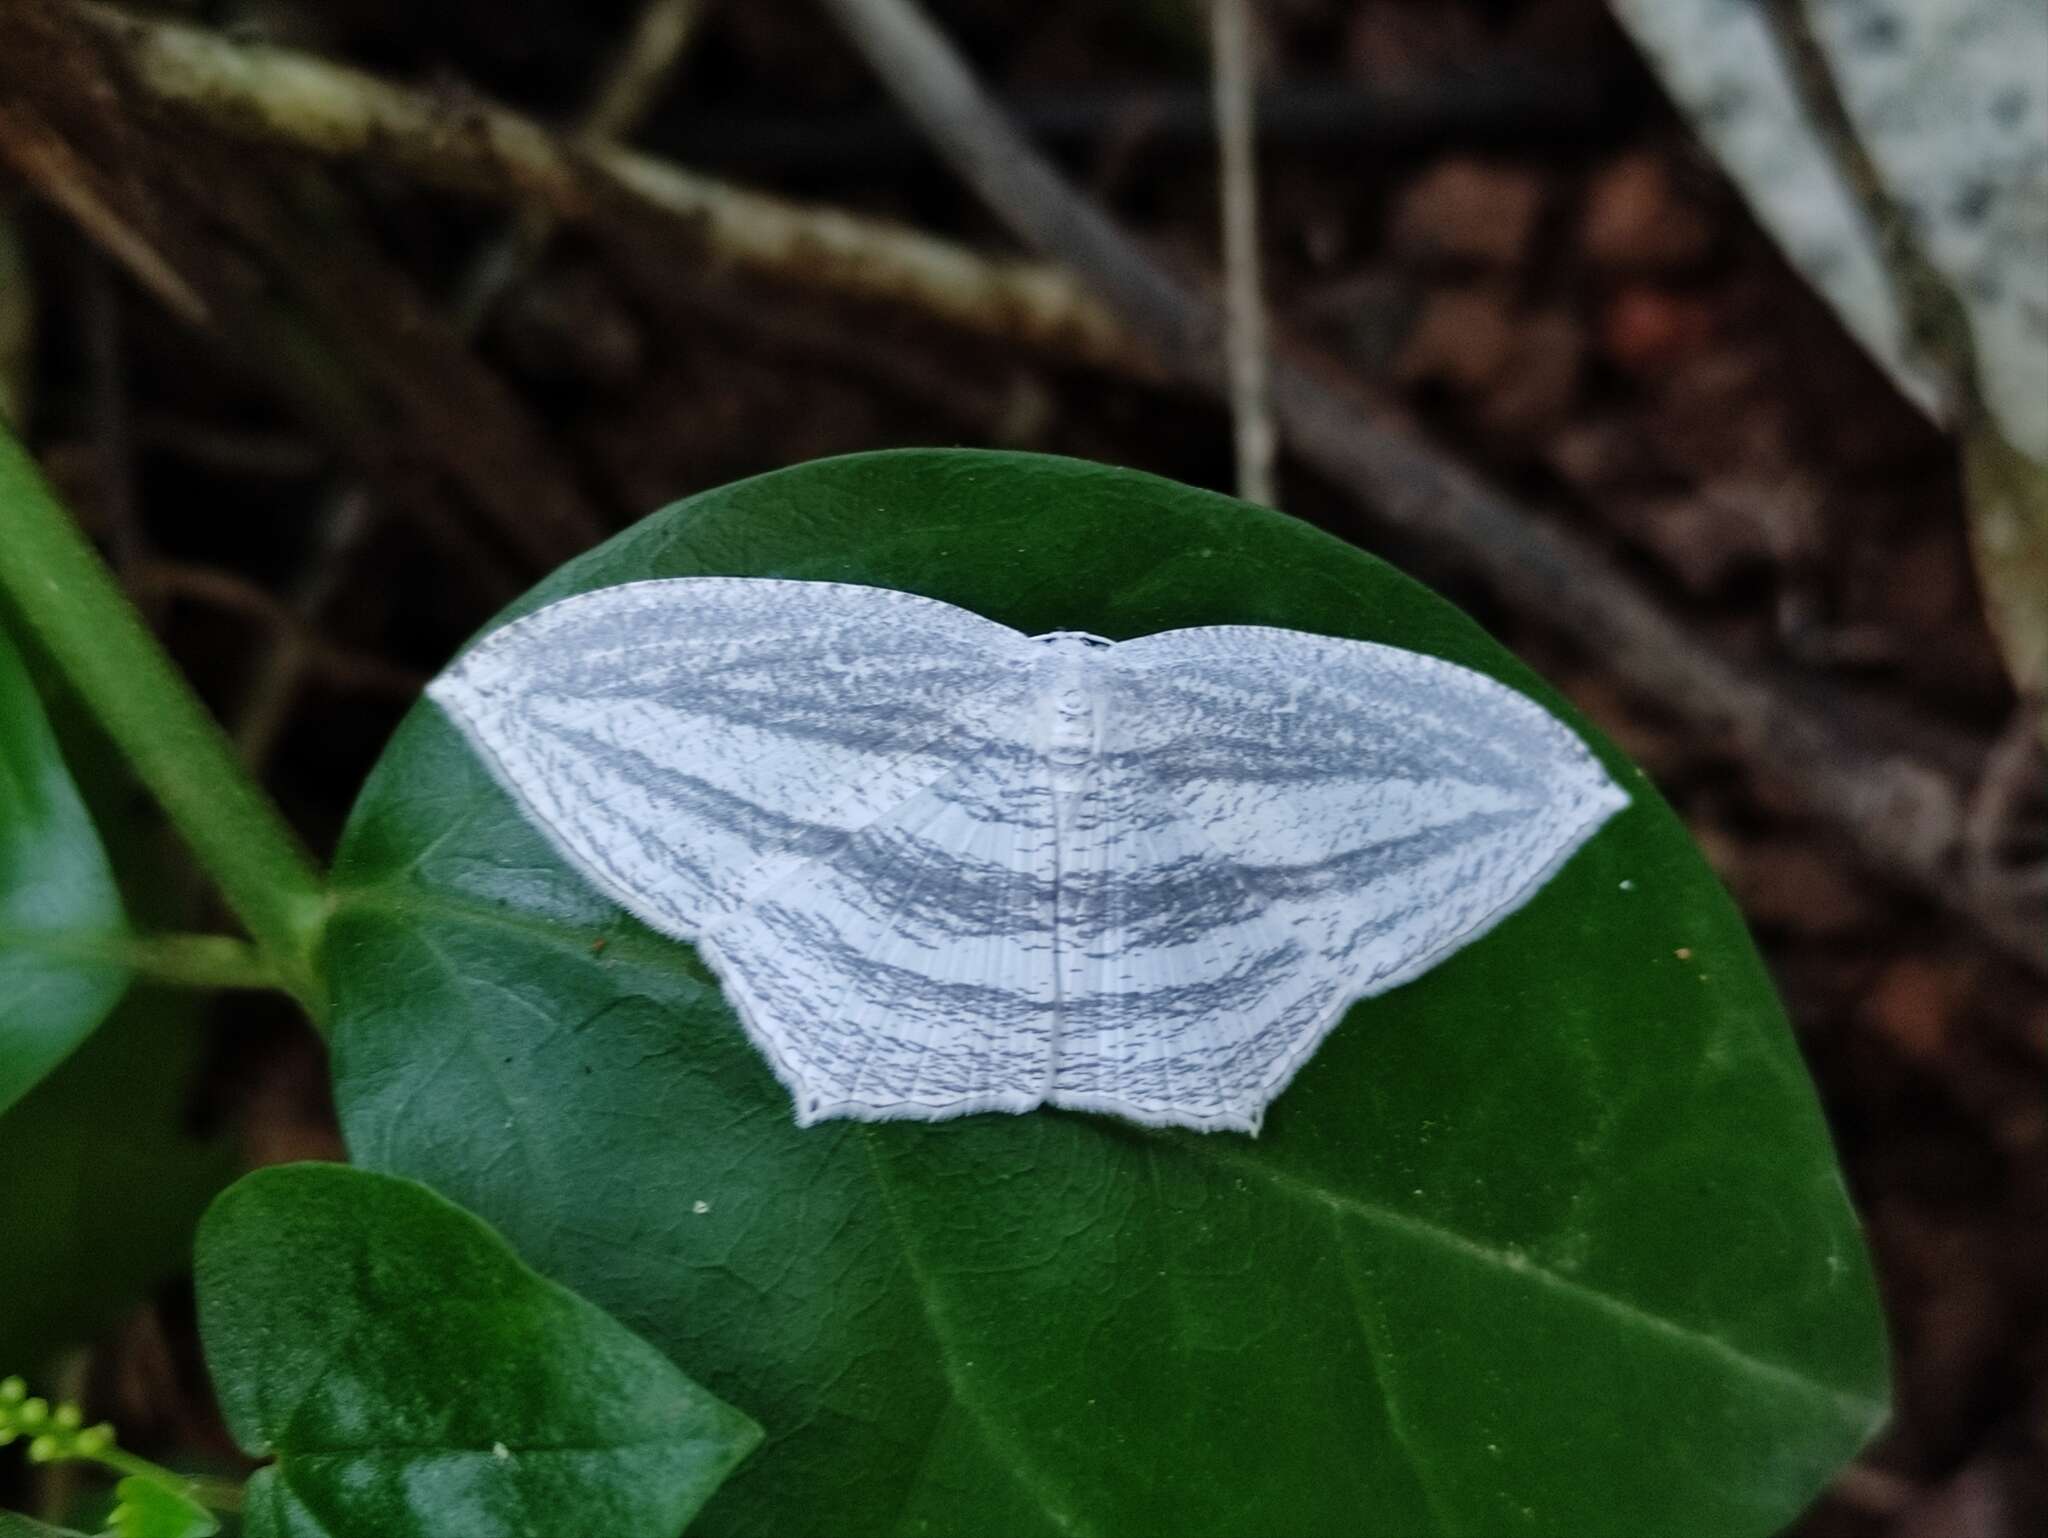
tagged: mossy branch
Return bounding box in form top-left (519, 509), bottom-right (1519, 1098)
top-left (77, 3), bottom-right (1151, 377)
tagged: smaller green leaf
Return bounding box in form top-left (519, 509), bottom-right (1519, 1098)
top-left (106, 1479), bottom-right (217, 1538)
top-left (0, 618), bottom-right (128, 1116)
top-left (197, 1164), bottom-right (762, 1538)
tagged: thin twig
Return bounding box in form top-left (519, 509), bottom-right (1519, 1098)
top-left (0, 206), bottom-right (34, 428)
top-left (583, 0), bottom-right (709, 145)
top-left (458, 0), bottom-right (710, 329)
top-left (128, 557), bottom-right (426, 699)
top-left (82, 253), bottom-right (146, 574)
top-left (0, 97), bottom-right (207, 325)
top-left (251, 1), bottom-right (712, 770)
top-left (811, 0), bottom-right (2043, 974)
top-left (133, 417), bottom-right (326, 478)
top-left (78, 3), bottom-right (1151, 377)
top-left (643, 269), bottom-right (1057, 442)
top-left (1211, 0), bottom-right (1274, 506)
top-left (232, 485), bottom-right (378, 768)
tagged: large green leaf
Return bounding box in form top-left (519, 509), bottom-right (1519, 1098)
top-left (196, 1163), bottom-right (762, 1538)
top-left (0, 617), bottom-right (127, 1115)
top-left (328, 450), bottom-right (1888, 1536)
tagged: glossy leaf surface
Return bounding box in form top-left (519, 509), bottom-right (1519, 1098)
top-left (329, 450), bottom-right (1888, 1536)
top-left (0, 618), bottom-right (127, 1115)
top-left (197, 1164), bottom-right (762, 1538)
top-left (107, 1478), bottom-right (219, 1538)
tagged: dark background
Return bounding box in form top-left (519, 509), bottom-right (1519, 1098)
top-left (1, 1), bottom-right (2042, 1534)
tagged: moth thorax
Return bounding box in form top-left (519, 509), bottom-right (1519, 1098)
top-left (1038, 649), bottom-right (1102, 777)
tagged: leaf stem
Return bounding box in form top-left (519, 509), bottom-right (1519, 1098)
top-left (0, 929), bottom-right (285, 993)
top-left (0, 423), bottom-right (330, 1020)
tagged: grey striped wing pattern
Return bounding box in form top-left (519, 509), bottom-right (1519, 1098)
top-left (430, 578), bottom-right (1627, 1134)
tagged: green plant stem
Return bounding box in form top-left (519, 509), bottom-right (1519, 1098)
top-left (180, 1477), bottom-right (247, 1516)
top-left (0, 929), bottom-right (283, 992)
top-left (0, 422), bottom-right (329, 1020)
top-left (3, 1373), bottom-right (246, 1519)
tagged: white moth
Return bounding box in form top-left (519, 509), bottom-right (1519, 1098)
top-left (430, 577), bottom-right (1627, 1135)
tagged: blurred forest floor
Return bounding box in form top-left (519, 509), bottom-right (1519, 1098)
top-left (1, 1), bottom-right (2043, 1534)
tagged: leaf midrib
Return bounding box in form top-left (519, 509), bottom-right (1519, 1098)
top-left (858, 1128), bottom-right (1092, 1538)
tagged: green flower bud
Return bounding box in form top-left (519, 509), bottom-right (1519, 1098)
top-left (53, 1402), bottom-right (82, 1431)
top-left (0, 1377), bottom-right (25, 1405)
top-left (16, 1397), bottom-right (48, 1429)
top-left (26, 1433), bottom-right (59, 1463)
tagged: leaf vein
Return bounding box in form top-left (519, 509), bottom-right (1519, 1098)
top-left (858, 1129), bottom-right (1098, 1538)
top-left (1182, 1139), bottom-right (1884, 1428)
top-left (1327, 1208), bottom-right (1459, 1536)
